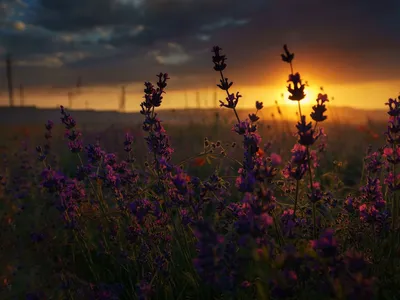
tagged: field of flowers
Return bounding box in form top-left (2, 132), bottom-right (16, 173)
top-left (1, 45), bottom-right (399, 300)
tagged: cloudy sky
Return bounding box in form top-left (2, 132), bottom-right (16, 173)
top-left (0, 0), bottom-right (399, 111)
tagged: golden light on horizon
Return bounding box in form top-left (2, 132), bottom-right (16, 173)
top-left (1, 79), bottom-right (399, 111)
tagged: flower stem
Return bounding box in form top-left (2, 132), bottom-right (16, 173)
top-left (218, 70), bottom-right (241, 124)
top-left (294, 179), bottom-right (300, 217)
top-left (306, 146), bottom-right (316, 238)
top-left (297, 100), bottom-right (302, 119)
top-left (392, 152), bottom-right (397, 230)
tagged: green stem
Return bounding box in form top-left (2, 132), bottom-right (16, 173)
top-left (233, 107), bottom-right (241, 124)
top-left (218, 70), bottom-right (241, 124)
top-left (273, 212), bottom-right (284, 246)
top-left (293, 179), bottom-right (300, 217)
top-left (392, 159), bottom-right (397, 230)
top-left (306, 146), bottom-right (316, 238)
top-left (178, 151), bottom-right (243, 168)
top-left (297, 101), bottom-right (302, 119)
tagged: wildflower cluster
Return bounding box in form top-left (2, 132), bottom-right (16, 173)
top-left (61, 106), bottom-right (83, 153)
top-left (3, 43), bottom-right (400, 300)
top-left (140, 74), bottom-right (173, 174)
top-left (35, 120), bottom-right (53, 162)
top-left (384, 96), bottom-right (400, 228)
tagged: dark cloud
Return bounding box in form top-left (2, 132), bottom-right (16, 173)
top-left (34, 0), bottom-right (139, 31)
top-left (0, 0), bottom-right (399, 91)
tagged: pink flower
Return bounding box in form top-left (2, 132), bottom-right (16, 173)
top-left (270, 153), bottom-right (282, 166)
top-left (260, 213), bottom-right (273, 226)
top-left (383, 147), bottom-right (393, 156)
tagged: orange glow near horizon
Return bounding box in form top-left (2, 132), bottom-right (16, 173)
top-left (0, 79), bottom-right (399, 111)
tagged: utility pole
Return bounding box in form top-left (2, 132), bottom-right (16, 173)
top-left (75, 76), bottom-right (81, 108)
top-left (6, 53), bottom-right (14, 107)
top-left (19, 84), bottom-right (24, 106)
top-left (184, 90), bottom-right (188, 109)
top-left (213, 78), bottom-right (218, 108)
top-left (76, 76), bottom-right (82, 92)
top-left (67, 77), bottom-right (82, 109)
top-left (119, 85), bottom-right (126, 112)
top-left (68, 91), bottom-right (73, 108)
top-left (196, 91), bottom-right (200, 109)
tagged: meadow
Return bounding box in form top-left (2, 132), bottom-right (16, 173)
top-left (0, 45), bottom-right (399, 300)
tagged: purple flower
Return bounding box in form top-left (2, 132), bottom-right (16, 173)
top-left (235, 170), bottom-right (256, 193)
top-left (60, 106), bottom-right (77, 129)
top-left (59, 106), bottom-right (83, 153)
top-left (86, 143), bottom-right (105, 164)
top-left (212, 46), bottom-right (227, 71)
top-left (343, 195), bottom-right (360, 213)
top-left (384, 171), bottom-right (400, 191)
top-left (172, 167), bottom-right (189, 195)
top-left (45, 120), bottom-right (54, 131)
top-left (310, 229), bottom-right (337, 258)
top-left (311, 93), bottom-right (329, 122)
top-left (343, 250), bottom-right (368, 274)
top-left (256, 101), bottom-right (264, 110)
top-left (296, 115), bottom-right (323, 146)
top-left (68, 140), bottom-right (83, 153)
top-left (281, 44), bottom-right (294, 63)
top-left (385, 96), bottom-right (400, 117)
top-left (364, 151), bottom-right (383, 174)
top-left (41, 168), bottom-right (66, 192)
top-left (281, 209), bottom-right (296, 237)
top-left (220, 92), bottom-right (242, 109)
top-left (248, 113), bottom-right (260, 122)
top-left (124, 132), bottom-right (134, 152)
top-left (282, 144), bottom-right (308, 180)
top-left (287, 73), bottom-right (306, 101)
top-left (136, 280), bottom-right (153, 300)
top-left (308, 181), bottom-right (323, 204)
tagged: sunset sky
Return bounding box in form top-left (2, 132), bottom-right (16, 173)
top-left (0, 0), bottom-right (399, 111)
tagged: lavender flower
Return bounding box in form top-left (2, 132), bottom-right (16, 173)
top-left (256, 101), bottom-right (264, 110)
top-left (282, 144), bottom-right (308, 181)
top-left (60, 106), bottom-right (83, 153)
top-left (310, 229), bottom-right (337, 258)
top-left (281, 44), bottom-right (294, 64)
top-left (287, 73), bottom-right (306, 101)
top-left (36, 120), bottom-right (54, 161)
top-left (124, 132), bottom-right (134, 153)
top-left (296, 116), bottom-right (323, 146)
top-left (311, 93), bottom-right (329, 122)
